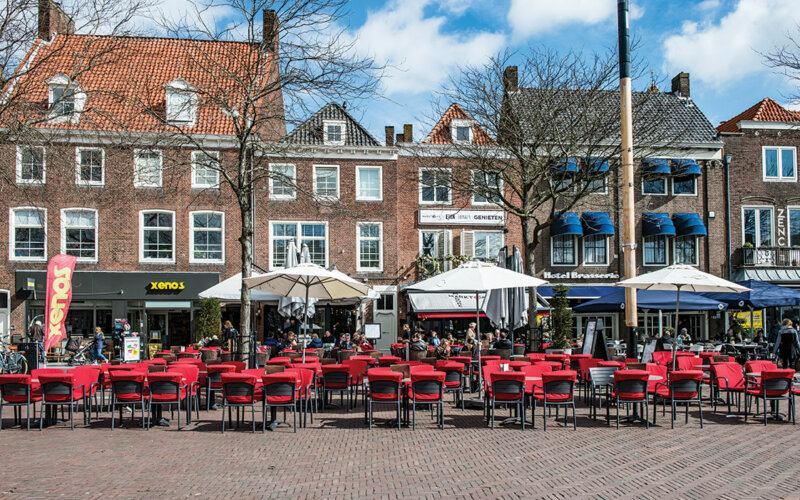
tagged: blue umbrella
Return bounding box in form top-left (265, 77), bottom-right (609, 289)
top-left (699, 280), bottom-right (800, 309)
top-left (573, 288), bottom-right (727, 313)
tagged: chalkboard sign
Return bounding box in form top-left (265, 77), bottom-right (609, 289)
top-left (581, 320), bottom-right (597, 356)
top-left (363, 323), bottom-right (381, 340)
top-left (581, 318), bottom-right (610, 360)
top-left (641, 339), bottom-right (658, 363)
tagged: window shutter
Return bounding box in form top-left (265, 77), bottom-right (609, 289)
top-left (462, 231), bottom-right (474, 257)
top-left (445, 229), bottom-right (452, 256)
top-left (436, 231), bottom-right (445, 258)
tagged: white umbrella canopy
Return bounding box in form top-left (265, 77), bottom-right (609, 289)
top-left (243, 263), bottom-right (371, 300)
top-left (198, 272), bottom-right (282, 303)
top-left (278, 241), bottom-right (302, 318)
top-left (409, 260), bottom-right (547, 292)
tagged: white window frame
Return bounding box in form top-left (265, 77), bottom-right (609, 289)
top-left (16, 146), bottom-right (46, 185)
top-left (8, 207), bottom-right (47, 262)
top-left (268, 221), bottom-right (329, 270)
top-left (313, 164), bottom-right (340, 200)
top-left (550, 234), bottom-right (577, 267)
top-left (419, 168), bottom-right (452, 205)
top-left (587, 176), bottom-right (607, 195)
top-left (741, 205), bottom-right (775, 247)
top-left (133, 149), bottom-right (163, 188)
top-left (762, 146), bottom-right (797, 182)
top-left (674, 235), bottom-right (699, 266)
top-left (269, 163), bottom-right (296, 200)
top-left (355, 165), bottom-right (383, 201)
top-left (582, 234), bottom-right (609, 266)
top-left (471, 170), bottom-right (503, 206)
top-left (139, 210), bottom-right (175, 264)
top-left (641, 177), bottom-right (667, 195)
top-left (418, 229), bottom-right (452, 257)
top-left (642, 235), bottom-right (669, 267)
top-left (75, 147), bottom-right (105, 187)
top-left (671, 175), bottom-right (697, 196)
top-left (469, 230), bottom-right (504, 261)
top-left (164, 78), bottom-right (198, 126)
top-left (450, 118), bottom-right (474, 144)
top-left (191, 151), bottom-right (220, 189)
top-left (323, 119), bottom-right (346, 146)
top-left (60, 208), bottom-right (98, 263)
top-left (46, 74), bottom-right (85, 124)
top-left (189, 210), bottom-right (225, 264)
top-left (788, 206), bottom-right (800, 247)
top-left (356, 222), bottom-right (383, 272)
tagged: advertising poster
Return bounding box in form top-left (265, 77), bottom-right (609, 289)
top-left (123, 336), bottom-right (140, 362)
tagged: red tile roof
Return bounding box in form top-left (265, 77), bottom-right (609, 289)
top-left (423, 103), bottom-right (495, 145)
top-left (716, 98), bottom-right (800, 133)
top-left (4, 34), bottom-right (282, 137)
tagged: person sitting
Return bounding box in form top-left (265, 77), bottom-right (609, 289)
top-left (307, 333), bottom-right (323, 348)
top-left (264, 334), bottom-right (280, 347)
top-left (493, 331), bottom-right (513, 350)
top-left (335, 333), bottom-right (352, 350)
top-left (677, 328), bottom-right (692, 344)
top-left (660, 329), bottom-right (674, 344)
top-left (321, 330), bottom-right (336, 345)
top-left (281, 332), bottom-right (298, 350)
top-left (434, 339), bottom-right (451, 360)
top-left (206, 335), bottom-right (222, 347)
top-left (409, 334), bottom-right (427, 352)
top-left (357, 336), bottom-right (373, 351)
top-left (752, 329), bottom-right (765, 344)
top-left (429, 331), bottom-right (440, 348)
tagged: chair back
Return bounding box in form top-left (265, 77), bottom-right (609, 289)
top-left (39, 373), bottom-right (77, 402)
top-left (709, 362), bottom-right (743, 389)
top-left (262, 374), bottom-right (297, 403)
top-left (200, 349), bottom-right (219, 362)
top-left (541, 370), bottom-right (577, 400)
top-left (338, 350), bottom-right (356, 363)
top-left (377, 355), bottom-right (401, 366)
top-left (170, 365), bottom-right (199, 385)
top-left (222, 361), bottom-right (246, 373)
top-left (367, 370), bottom-right (402, 401)
top-left (410, 364), bottom-right (434, 374)
top-left (109, 371), bottom-right (146, 398)
top-left (745, 360), bottom-right (777, 374)
top-left (525, 353), bottom-right (546, 362)
top-left (0, 374), bottom-right (33, 402)
top-left (410, 371), bottom-right (445, 399)
top-left (651, 351), bottom-right (673, 366)
top-left (172, 358), bottom-right (201, 366)
top-left (676, 356), bottom-right (702, 371)
top-left (645, 363), bottom-right (667, 392)
top-left (513, 344), bottom-right (525, 355)
top-left (588, 366), bottom-right (618, 387)
top-left (408, 349), bottom-right (428, 361)
top-left (31, 368), bottom-right (66, 379)
top-left (493, 348), bottom-right (512, 360)
top-left (491, 372), bottom-right (525, 401)
top-left (177, 352), bottom-right (197, 359)
top-left (436, 362), bottom-right (464, 386)
top-left (510, 355), bottom-right (528, 362)
top-left (533, 360), bottom-right (563, 371)
top-left (321, 365), bottom-right (350, 387)
top-left (568, 354), bottom-right (591, 371)
top-left (147, 372), bottom-right (183, 401)
top-left (761, 369), bottom-right (795, 397)
top-left (148, 364), bottom-right (166, 373)
top-left (221, 373), bottom-right (257, 403)
top-left (613, 370), bottom-right (649, 399)
top-left (668, 370), bottom-right (703, 399)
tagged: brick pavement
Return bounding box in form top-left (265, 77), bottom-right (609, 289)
top-left (1, 396), bottom-right (799, 499)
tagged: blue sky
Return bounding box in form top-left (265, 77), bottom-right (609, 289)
top-left (329, 0), bottom-right (800, 143)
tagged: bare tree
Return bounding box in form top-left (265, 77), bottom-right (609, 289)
top-left (764, 30), bottom-right (800, 102)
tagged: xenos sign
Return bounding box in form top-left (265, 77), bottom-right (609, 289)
top-left (147, 281), bottom-right (185, 293)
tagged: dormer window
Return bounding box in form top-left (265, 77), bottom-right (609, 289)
top-left (323, 120), bottom-right (346, 146)
top-left (164, 78), bottom-right (198, 126)
top-left (46, 74), bottom-right (84, 123)
top-left (450, 118), bottom-right (473, 143)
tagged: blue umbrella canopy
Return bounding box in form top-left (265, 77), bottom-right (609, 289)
top-left (699, 279), bottom-right (800, 309)
top-left (573, 288), bottom-right (727, 313)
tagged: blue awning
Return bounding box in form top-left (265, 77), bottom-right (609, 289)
top-left (641, 158), bottom-right (670, 176)
top-left (537, 286), bottom-right (617, 299)
top-left (672, 213), bottom-right (707, 236)
top-left (701, 279), bottom-right (800, 309)
top-left (551, 212), bottom-right (583, 236)
top-left (586, 157), bottom-right (609, 173)
top-left (553, 157), bottom-right (578, 173)
top-left (671, 159), bottom-right (701, 177)
top-left (573, 288), bottom-right (727, 312)
top-left (642, 213), bottom-right (676, 236)
top-left (581, 212), bottom-right (615, 235)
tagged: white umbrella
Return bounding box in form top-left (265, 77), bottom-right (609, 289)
top-left (198, 272), bottom-right (281, 303)
top-left (408, 260), bottom-right (547, 395)
top-left (278, 241), bottom-right (301, 319)
top-left (615, 264), bottom-right (750, 369)
top-left (294, 244), bottom-right (318, 320)
top-left (484, 249), bottom-right (509, 329)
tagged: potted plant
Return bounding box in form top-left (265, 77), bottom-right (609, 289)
top-left (550, 285), bottom-right (573, 353)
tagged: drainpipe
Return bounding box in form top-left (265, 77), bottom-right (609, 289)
top-left (724, 153), bottom-right (732, 279)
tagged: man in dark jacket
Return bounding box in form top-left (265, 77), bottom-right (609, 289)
top-left (28, 320), bottom-right (46, 364)
top-left (773, 319), bottom-right (800, 369)
top-left (493, 331), bottom-right (513, 350)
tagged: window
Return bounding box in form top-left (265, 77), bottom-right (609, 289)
top-left (140, 211), bottom-right (174, 262)
top-left (552, 176), bottom-right (575, 192)
top-left (551, 235), bottom-right (577, 266)
top-left (472, 171), bottom-right (502, 204)
top-left (9, 208), bottom-right (46, 260)
top-left (583, 235), bottom-right (608, 265)
top-left (46, 74), bottom-right (84, 122)
top-left (450, 118), bottom-right (473, 143)
top-left (471, 231), bottom-right (503, 261)
top-left (790, 208), bottom-right (800, 247)
top-left (190, 211), bottom-right (224, 263)
top-left (356, 166), bottom-right (382, 201)
top-left (191, 151), bottom-right (219, 189)
top-left (270, 222), bottom-right (328, 268)
top-left (51, 85), bottom-right (74, 116)
top-left (763, 146), bottom-right (797, 181)
top-left (134, 150), bottom-right (162, 188)
top-left (675, 235), bottom-right (697, 265)
top-left (16, 146), bottom-right (45, 184)
top-left (313, 165), bottom-right (339, 199)
top-left (376, 294), bottom-right (394, 311)
top-left (357, 222), bottom-right (382, 271)
top-left (419, 168), bottom-right (451, 204)
top-left (62, 209), bottom-right (97, 261)
top-left (420, 230), bottom-right (450, 258)
top-left (323, 120), bottom-right (345, 145)
top-left (672, 176), bottom-right (696, 196)
top-left (269, 164), bottom-right (296, 200)
top-left (642, 177), bottom-right (666, 195)
top-left (643, 235), bottom-right (667, 266)
top-left (743, 207), bottom-right (774, 247)
top-left (165, 79), bottom-right (197, 125)
top-left (587, 177), bottom-right (607, 194)
top-left (76, 148), bottom-right (104, 186)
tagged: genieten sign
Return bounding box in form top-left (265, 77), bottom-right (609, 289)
top-left (418, 209), bottom-right (505, 226)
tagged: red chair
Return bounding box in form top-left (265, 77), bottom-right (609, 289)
top-left (408, 371), bottom-right (446, 430)
top-left (345, 360), bottom-right (369, 407)
top-left (651, 351), bottom-right (672, 367)
top-left (598, 360), bottom-right (625, 369)
top-left (577, 358), bottom-right (601, 401)
top-left (206, 364), bottom-right (236, 411)
top-left (221, 361), bottom-right (246, 373)
top-left (72, 366), bottom-right (102, 421)
top-left (710, 362), bottom-right (745, 414)
top-left (147, 372), bottom-right (188, 430)
top-left (676, 356), bottom-right (702, 371)
top-left (38, 373), bottom-right (86, 430)
top-left (321, 365), bottom-right (352, 411)
top-left (653, 370), bottom-right (704, 428)
top-left (525, 353), bottom-right (546, 362)
top-left (108, 370), bottom-right (147, 430)
top-left (612, 370), bottom-right (650, 429)
top-left (365, 369), bottom-right (403, 429)
top-left (261, 373), bottom-right (299, 433)
top-left (436, 361), bottom-right (465, 409)
top-left (0, 374), bottom-right (41, 431)
top-left (220, 373), bottom-right (261, 433)
top-left (534, 370), bottom-right (577, 431)
top-left (545, 353), bottom-right (568, 369)
top-left (292, 368), bottom-right (316, 427)
top-left (487, 371), bottom-right (526, 430)
top-left (169, 364), bottom-right (200, 423)
top-left (377, 356), bottom-right (401, 367)
top-left (745, 369), bottom-right (795, 425)
top-left (266, 357), bottom-right (292, 367)
top-left (534, 360), bottom-right (565, 372)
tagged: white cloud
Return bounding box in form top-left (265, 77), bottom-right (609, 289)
top-left (439, 0), bottom-right (474, 16)
top-left (697, 0), bottom-right (721, 11)
top-left (352, 0), bottom-right (505, 95)
top-left (506, 0), bottom-right (615, 40)
top-left (662, 0), bottom-right (800, 87)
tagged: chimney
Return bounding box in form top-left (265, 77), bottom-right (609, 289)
top-left (671, 72), bottom-right (690, 97)
top-left (396, 133), bottom-right (404, 144)
top-left (38, 0), bottom-right (74, 41)
top-left (263, 9), bottom-right (278, 52)
top-left (385, 126), bottom-right (395, 146)
top-left (503, 66), bottom-right (518, 92)
top-left (403, 124), bottom-right (413, 143)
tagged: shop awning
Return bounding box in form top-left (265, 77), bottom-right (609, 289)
top-left (642, 213), bottom-right (676, 236)
top-left (581, 212), bottom-right (615, 235)
top-left (641, 158), bottom-right (670, 176)
top-left (672, 213), bottom-right (707, 236)
top-left (587, 157), bottom-right (609, 173)
top-left (537, 286), bottom-right (617, 299)
top-left (551, 212), bottom-right (583, 236)
top-left (671, 159), bottom-right (702, 177)
top-left (553, 157), bottom-right (578, 173)
top-left (417, 312), bottom-right (487, 319)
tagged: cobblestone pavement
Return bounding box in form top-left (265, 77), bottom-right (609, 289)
top-left (1, 394), bottom-right (799, 500)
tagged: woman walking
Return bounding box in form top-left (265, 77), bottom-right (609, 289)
top-left (773, 318), bottom-right (800, 369)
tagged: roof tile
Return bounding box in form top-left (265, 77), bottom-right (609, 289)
top-left (717, 98), bottom-right (800, 133)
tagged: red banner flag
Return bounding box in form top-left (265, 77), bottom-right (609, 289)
top-left (43, 254), bottom-right (78, 352)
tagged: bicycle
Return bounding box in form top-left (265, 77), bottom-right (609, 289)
top-left (0, 338), bottom-right (28, 374)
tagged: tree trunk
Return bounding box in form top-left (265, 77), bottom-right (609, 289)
top-left (238, 187), bottom-right (253, 365)
top-left (521, 216), bottom-right (541, 352)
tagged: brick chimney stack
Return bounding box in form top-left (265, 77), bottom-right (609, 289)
top-left (38, 0), bottom-right (74, 41)
top-left (385, 126), bottom-right (395, 146)
top-left (263, 9), bottom-right (279, 53)
top-left (503, 66), bottom-right (518, 92)
top-left (671, 72), bottom-right (690, 97)
top-left (403, 124), bottom-right (413, 143)
top-left (395, 133), bottom-right (404, 144)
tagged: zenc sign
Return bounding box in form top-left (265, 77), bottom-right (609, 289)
top-left (146, 281), bottom-right (185, 294)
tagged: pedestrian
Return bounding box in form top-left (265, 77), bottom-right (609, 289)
top-left (28, 320), bottom-right (46, 364)
top-left (94, 327), bottom-right (108, 363)
top-left (222, 320), bottom-right (239, 352)
top-left (773, 318), bottom-right (800, 369)
top-left (494, 331), bottom-right (513, 350)
top-left (401, 323), bottom-right (411, 342)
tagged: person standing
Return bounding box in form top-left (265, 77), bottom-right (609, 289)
top-left (222, 320), bottom-right (239, 355)
top-left (28, 320), bottom-right (46, 364)
top-left (773, 319), bottom-right (800, 369)
top-left (94, 327), bottom-right (108, 363)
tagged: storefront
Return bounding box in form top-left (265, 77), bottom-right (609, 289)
top-left (14, 271), bottom-right (219, 349)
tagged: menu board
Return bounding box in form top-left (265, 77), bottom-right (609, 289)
top-left (123, 337), bottom-right (140, 362)
top-left (641, 339), bottom-right (658, 363)
top-left (581, 318), bottom-right (610, 361)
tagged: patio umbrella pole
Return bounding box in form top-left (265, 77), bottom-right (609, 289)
top-left (476, 292), bottom-right (482, 396)
top-left (672, 286), bottom-right (681, 371)
top-left (302, 283), bottom-right (309, 363)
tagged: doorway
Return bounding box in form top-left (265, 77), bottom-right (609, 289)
top-left (168, 312), bottom-right (192, 347)
top-left (373, 290), bottom-right (397, 352)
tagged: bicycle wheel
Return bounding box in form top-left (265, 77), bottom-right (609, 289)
top-left (12, 354), bottom-right (27, 374)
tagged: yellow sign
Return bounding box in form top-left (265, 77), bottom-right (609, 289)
top-left (732, 310), bottom-right (763, 329)
top-left (149, 281), bottom-right (185, 291)
top-left (149, 343), bottom-right (162, 360)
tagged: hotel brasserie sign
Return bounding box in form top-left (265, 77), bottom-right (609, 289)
top-left (418, 209), bottom-right (505, 226)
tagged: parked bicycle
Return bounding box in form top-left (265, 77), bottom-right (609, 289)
top-left (0, 338), bottom-right (28, 374)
